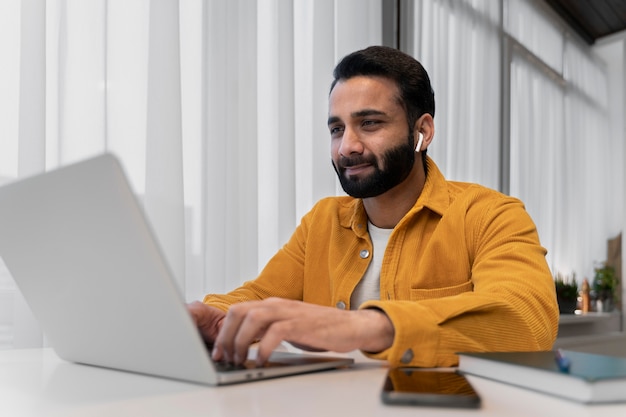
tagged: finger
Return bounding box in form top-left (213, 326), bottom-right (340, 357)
top-left (229, 302), bottom-right (293, 364)
top-left (213, 304), bottom-right (246, 363)
top-left (231, 308), bottom-right (272, 364)
top-left (187, 301), bottom-right (225, 345)
top-left (186, 301), bottom-right (204, 324)
top-left (255, 320), bottom-right (294, 365)
top-left (216, 299), bottom-right (293, 364)
top-left (213, 301), bottom-right (265, 363)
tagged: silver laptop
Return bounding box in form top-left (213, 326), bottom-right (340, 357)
top-left (0, 153), bottom-right (353, 385)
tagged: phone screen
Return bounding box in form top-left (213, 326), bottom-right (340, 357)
top-left (381, 368), bottom-right (481, 408)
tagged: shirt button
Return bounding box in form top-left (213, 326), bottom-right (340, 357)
top-left (336, 301), bottom-right (346, 310)
top-left (359, 249), bottom-right (370, 259)
top-left (400, 348), bottom-right (414, 364)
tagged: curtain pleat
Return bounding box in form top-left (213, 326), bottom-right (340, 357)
top-left (408, 0), bottom-right (501, 190)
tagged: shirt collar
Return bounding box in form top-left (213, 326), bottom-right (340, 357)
top-left (414, 156), bottom-right (450, 217)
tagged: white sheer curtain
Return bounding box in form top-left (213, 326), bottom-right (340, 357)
top-left (509, 54), bottom-right (565, 274)
top-left (181, 0), bottom-right (381, 297)
top-left (403, 0), bottom-right (502, 190)
top-left (506, 0), bottom-right (620, 282)
top-left (0, 0), bottom-right (382, 349)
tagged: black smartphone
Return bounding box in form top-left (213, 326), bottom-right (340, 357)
top-left (381, 368), bottom-right (481, 408)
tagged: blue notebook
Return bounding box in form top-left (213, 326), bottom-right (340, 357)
top-left (457, 350), bottom-right (626, 404)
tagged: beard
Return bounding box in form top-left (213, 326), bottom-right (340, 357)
top-left (332, 136), bottom-right (415, 198)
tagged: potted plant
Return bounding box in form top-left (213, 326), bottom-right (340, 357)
top-left (555, 273), bottom-right (578, 314)
top-left (593, 262), bottom-right (618, 312)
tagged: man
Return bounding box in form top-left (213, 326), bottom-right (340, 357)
top-left (188, 46), bottom-right (559, 368)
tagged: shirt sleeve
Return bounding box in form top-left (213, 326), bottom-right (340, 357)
top-left (202, 205), bottom-right (311, 311)
top-left (360, 194), bottom-right (559, 367)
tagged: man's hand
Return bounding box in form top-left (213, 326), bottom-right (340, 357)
top-left (187, 301), bottom-right (227, 345)
top-left (210, 297), bottom-right (395, 365)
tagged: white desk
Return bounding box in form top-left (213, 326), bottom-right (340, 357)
top-left (1, 348), bottom-right (626, 417)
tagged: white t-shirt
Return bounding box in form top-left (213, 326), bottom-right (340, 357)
top-left (350, 222), bottom-right (393, 309)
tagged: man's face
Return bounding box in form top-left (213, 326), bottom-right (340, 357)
top-left (328, 76), bottom-right (415, 198)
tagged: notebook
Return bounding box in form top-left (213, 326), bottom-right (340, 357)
top-left (0, 153), bottom-right (353, 385)
top-left (458, 350), bottom-right (626, 404)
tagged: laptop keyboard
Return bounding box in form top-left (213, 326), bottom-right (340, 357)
top-left (205, 342), bottom-right (288, 372)
top-left (214, 361), bottom-right (248, 372)
top-left (214, 359), bottom-right (287, 372)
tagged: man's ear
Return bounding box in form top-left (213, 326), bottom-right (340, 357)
top-left (413, 114), bottom-right (435, 151)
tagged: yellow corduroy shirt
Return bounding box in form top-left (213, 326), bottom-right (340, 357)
top-left (203, 157), bottom-right (559, 367)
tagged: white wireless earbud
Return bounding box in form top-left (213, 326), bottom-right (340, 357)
top-left (415, 132), bottom-right (424, 152)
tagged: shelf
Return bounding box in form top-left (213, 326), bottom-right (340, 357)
top-left (556, 311), bottom-right (622, 339)
top-left (558, 312), bottom-right (618, 325)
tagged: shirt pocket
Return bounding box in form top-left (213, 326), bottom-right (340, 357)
top-left (409, 280), bottom-right (474, 301)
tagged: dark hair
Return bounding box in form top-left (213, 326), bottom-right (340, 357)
top-left (330, 46), bottom-right (435, 132)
